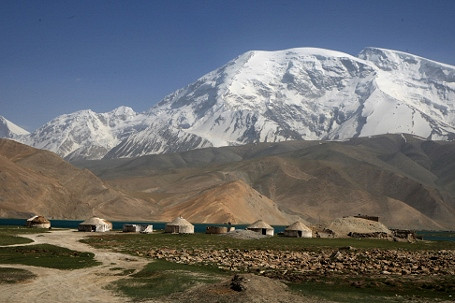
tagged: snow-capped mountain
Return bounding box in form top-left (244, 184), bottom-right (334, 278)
top-left (6, 47), bottom-right (455, 160)
top-left (20, 106), bottom-right (150, 160)
top-left (0, 116), bottom-right (29, 138)
top-left (105, 47), bottom-right (455, 158)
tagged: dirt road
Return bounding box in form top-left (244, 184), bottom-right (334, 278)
top-left (0, 229), bottom-right (149, 303)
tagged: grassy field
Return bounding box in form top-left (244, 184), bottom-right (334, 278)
top-left (82, 232), bottom-right (455, 302)
top-left (0, 226), bottom-right (49, 246)
top-left (0, 235), bottom-right (33, 246)
top-left (288, 275), bottom-right (455, 303)
top-left (110, 259), bottom-right (226, 300)
top-left (0, 243), bottom-right (100, 269)
top-left (0, 226), bottom-right (50, 234)
top-left (82, 231), bottom-right (455, 254)
top-left (0, 227), bottom-right (99, 270)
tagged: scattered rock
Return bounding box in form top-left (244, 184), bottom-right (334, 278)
top-left (221, 229), bottom-right (266, 240)
top-left (230, 274), bottom-right (247, 292)
top-left (146, 246), bottom-right (455, 280)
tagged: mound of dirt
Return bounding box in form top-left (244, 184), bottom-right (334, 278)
top-left (327, 216), bottom-right (392, 238)
top-left (167, 273), bottom-right (318, 303)
top-left (221, 229), bottom-right (266, 240)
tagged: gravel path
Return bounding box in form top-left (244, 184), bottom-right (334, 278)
top-left (0, 229), bottom-right (149, 303)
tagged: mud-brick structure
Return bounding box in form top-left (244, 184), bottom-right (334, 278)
top-left (26, 215), bottom-right (51, 228)
top-left (206, 225), bottom-right (236, 234)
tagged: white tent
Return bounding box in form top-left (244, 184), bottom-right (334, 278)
top-left (284, 221), bottom-right (312, 238)
top-left (78, 217), bottom-right (112, 232)
top-left (246, 220), bottom-right (274, 236)
top-left (165, 217), bottom-right (194, 234)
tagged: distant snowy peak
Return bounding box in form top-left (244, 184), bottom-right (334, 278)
top-left (0, 116), bottom-right (29, 138)
top-left (20, 107), bottom-right (150, 160)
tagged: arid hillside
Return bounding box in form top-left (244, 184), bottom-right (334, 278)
top-left (2, 135), bottom-right (455, 229)
top-left (0, 139), bottom-right (296, 224)
top-left (158, 180), bottom-right (298, 225)
top-left (75, 134), bottom-right (455, 230)
top-left (0, 139), bottom-right (157, 220)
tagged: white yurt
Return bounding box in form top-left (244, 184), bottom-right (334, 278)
top-left (26, 215), bottom-right (51, 229)
top-left (78, 217), bottom-right (112, 232)
top-left (165, 216), bottom-right (194, 234)
top-left (246, 220), bottom-right (274, 236)
top-left (284, 221), bottom-right (313, 238)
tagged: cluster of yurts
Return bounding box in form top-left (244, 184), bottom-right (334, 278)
top-left (25, 215), bottom-right (313, 238)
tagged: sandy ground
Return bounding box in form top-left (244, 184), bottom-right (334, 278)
top-left (0, 229), bottom-right (149, 303)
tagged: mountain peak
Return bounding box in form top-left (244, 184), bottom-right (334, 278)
top-left (109, 106), bottom-right (136, 116)
top-left (10, 46), bottom-right (455, 160)
top-left (0, 115), bottom-right (30, 138)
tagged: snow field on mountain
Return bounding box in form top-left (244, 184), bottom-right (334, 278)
top-left (2, 47), bottom-right (455, 159)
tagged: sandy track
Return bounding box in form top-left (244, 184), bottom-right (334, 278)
top-left (0, 229), bottom-right (149, 303)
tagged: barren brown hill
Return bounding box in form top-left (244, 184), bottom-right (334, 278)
top-left (0, 139), bottom-right (157, 220)
top-left (158, 180), bottom-right (296, 225)
top-left (75, 134), bottom-right (455, 230)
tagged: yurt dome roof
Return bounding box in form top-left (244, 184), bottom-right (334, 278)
top-left (80, 217), bottom-right (111, 225)
top-left (247, 220), bottom-right (273, 230)
top-left (285, 221), bottom-right (312, 231)
top-left (167, 216), bottom-right (194, 227)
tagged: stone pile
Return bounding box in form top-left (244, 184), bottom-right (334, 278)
top-left (147, 247), bottom-right (455, 280)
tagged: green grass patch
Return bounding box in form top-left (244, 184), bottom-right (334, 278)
top-left (0, 226), bottom-right (47, 246)
top-left (0, 235), bottom-right (33, 246)
top-left (288, 275), bottom-right (455, 302)
top-left (82, 232), bottom-right (455, 255)
top-left (0, 243), bottom-right (100, 269)
top-left (0, 226), bottom-right (50, 235)
top-left (0, 267), bottom-right (37, 284)
top-left (111, 259), bottom-right (226, 300)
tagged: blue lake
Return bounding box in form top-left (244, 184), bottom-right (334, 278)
top-left (416, 230), bottom-right (455, 242)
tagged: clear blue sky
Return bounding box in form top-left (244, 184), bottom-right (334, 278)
top-left (1, 0), bottom-right (455, 131)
